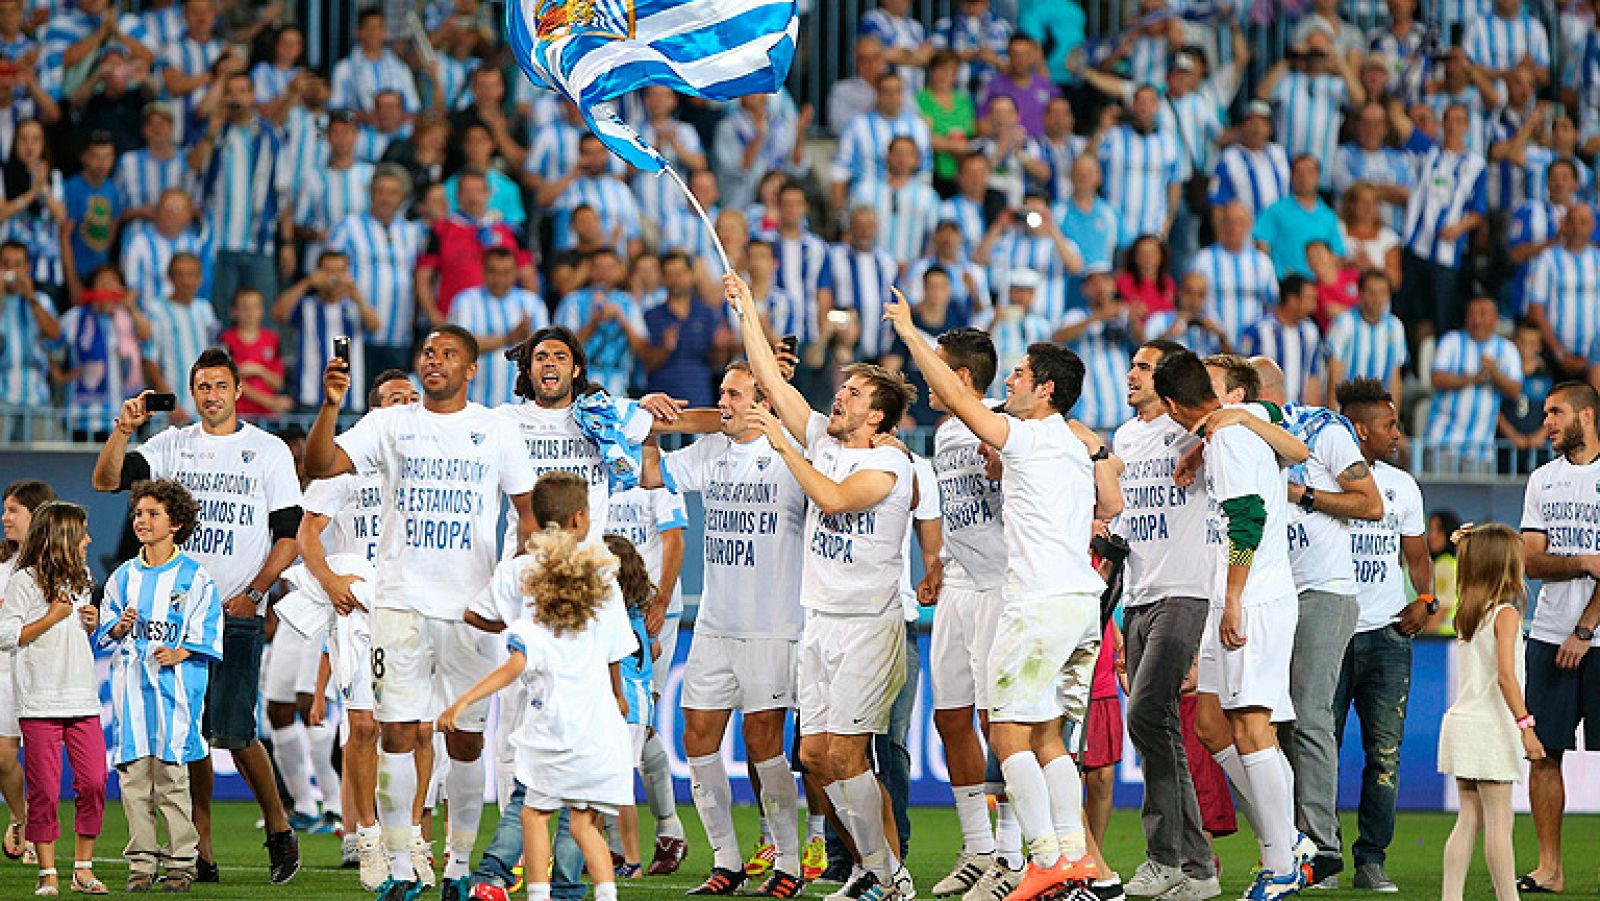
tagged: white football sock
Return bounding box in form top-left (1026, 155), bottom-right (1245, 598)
top-left (995, 802), bottom-right (1023, 869)
top-left (271, 724), bottom-right (317, 817)
top-left (754, 756), bottom-right (800, 877)
top-left (806, 815), bottom-right (826, 843)
top-left (444, 756), bottom-right (485, 878)
top-left (1000, 754), bottom-right (1059, 868)
top-left (307, 719), bottom-right (342, 818)
top-left (689, 754), bottom-right (742, 871)
top-left (1242, 748), bottom-right (1294, 873)
top-left (1277, 750), bottom-right (1298, 834)
top-left (528, 883), bottom-right (552, 901)
top-left (378, 751), bottom-right (417, 881)
top-left (836, 771), bottom-right (892, 881)
top-left (1211, 745), bottom-right (1262, 838)
top-left (640, 733), bottom-right (684, 839)
top-left (594, 881), bottom-right (618, 901)
top-left (952, 784), bottom-right (995, 855)
top-left (1041, 757), bottom-right (1087, 859)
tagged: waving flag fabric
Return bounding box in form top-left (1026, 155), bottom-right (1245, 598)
top-left (508, 0), bottom-right (800, 172)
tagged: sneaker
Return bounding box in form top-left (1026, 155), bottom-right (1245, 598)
top-left (1303, 856), bottom-right (1340, 891)
top-left (341, 834), bottom-right (360, 868)
top-left (934, 852), bottom-right (994, 897)
top-left (194, 858), bottom-right (219, 883)
top-left (649, 836), bottom-right (689, 876)
top-left (825, 869), bottom-right (879, 901)
top-left (1062, 858), bottom-right (1100, 886)
top-left (1004, 860), bottom-right (1071, 901)
top-left (617, 863), bottom-right (644, 879)
top-left (688, 867), bottom-right (749, 896)
top-left (126, 873), bottom-right (157, 893)
top-left (375, 878), bottom-right (425, 901)
top-left (442, 875), bottom-right (471, 901)
top-left (358, 833), bottom-right (388, 891)
top-left (1091, 882), bottom-right (1127, 901)
top-left (1239, 870), bottom-right (1300, 901)
top-left (469, 883), bottom-right (513, 901)
top-left (266, 829), bottom-right (301, 884)
top-left (818, 859), bottom-right (856, 885)
top-left (1158, 876), bottom-right (1221, 901)
top-left (1126, 862), bottom-right (1185, 898)
top-left (288, 810), bottom-right (320, 832)
top-left (1349, 864), bottom-right (1397, 893)
top-left (893, 866), bottom-right (917, 901)
top-left (802, 837), bottom-right (829, 882)
top-left (753, 870), bottom-right (805, 898)
top-left (861, 876), bottom-right (906, 901)
top-left (162, 870), bottom-right (195, 893)
top-left (747, 842), bottom-right (778, 879)
top-left (311, 812), bottom-right (342, 835)
top-left (964, 864), bottom-right (1022, 901)
top-left (412, 837), bottom-right (437, 889)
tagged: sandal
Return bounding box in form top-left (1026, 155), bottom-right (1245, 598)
top-left (1517, 875), bottom-right (1558, 894)
top-left (124, 873), bottom-right (156, 894)
top-left (3, 821), bottom-right (24, 859)
top-left (70, 861), bottom-right (108, 895)
top-left (34, 866), bottom-right (58, 896)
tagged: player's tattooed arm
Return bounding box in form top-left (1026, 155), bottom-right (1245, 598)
top-left (1289, 459), bottom-right (1382, 521)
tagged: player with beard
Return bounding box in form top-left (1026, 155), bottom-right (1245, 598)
top-left (305, 326), bottom-right (538, 901)
top-left (726, 272), bottom-right (917, 901)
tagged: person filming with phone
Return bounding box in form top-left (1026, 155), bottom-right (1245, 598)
top-left (272, 250), bottom-right (379, 413)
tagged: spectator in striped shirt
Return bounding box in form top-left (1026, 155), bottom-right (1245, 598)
top-left (1527, 203), bottom-right (1600, 376)
top-left (826, 36), bottom-right (887, 137)
top-left (144, 252), bottom-right (218, 422)
top-left (975, 193), bottom-right (1085, 328)
top-left (329, 8), bottom-right (420, 120)
top-left (851, 136), bottom-right (942, 270)
top-left (1209, 100), bottom-right (1292, 223)
top-left (328, 165), bottom-right (427, 377)
top-left (1332, 103), bottom-right (1417, 236)
top-left (1508, 158), bottom-right (1581, 313)
top-left (938, 152), bottom-right (1003, 254)
top-left (715, 93), bottom-right (810, 216)
top-left (548, 134), bottom-right (643, 261)
top-left (831, 71), bottom-right (932, 214)
top-left (1325, 269), bottom-right (1408, 404)
top-left (1144, 270), bottom-right (1230, 355)
top-left (1190, 201), bottom-right (1281, 346)
top-left (1495, 318), bottom-right (1551, 470)
top-left (54, 265), bottom-right (150, 440)
top-left (905, 219), bottom-right (991, 323)
top-left (641, 251), bottom-right (734, 409)
top-left (0, 241), bottom-right (57, 413)
top-left (1462, 0), bottom-right (1552, 85)
top-left (1240, 273), bottom-right (1325, 405)
top-left (633, 86), bottom-right (707, 224)
top-left (1022, 97), bottom-right (1086, 203)
top-left (251, 25), bottom-right (304, 122)
top-left (932, 0), bottom-right (1012, 92)
top-left (1426, 294), bottom-right (1523, 471)
top-left (554, 248), bottom-right (651, 397)
top-left (1055, 270), bottom-right (1136, 431)
top-left (1259, 30), bottom-right (1364, 190)
top-left (765, 181), bottom-right (828, 351)
top-left (115, 103), bottom-right (189, 224)
top-left (121, 188), bottom-right (211, 312)
top-left (820, 206), bottom-right (900, 362)
top-left (1254, 154), bottom-right (1347, 279)
top-left (1094, 84), bottom-right (1182, 250)
top-left (861, 0), bottom-right (932, 94)
top-left (293, 109), bottom-right (372, 258)
top-left (1398, 103), bottom-right (1486, 338)
top-left (273, 249), bottom-right (380, 411)
top-left (449, 246), bottom-right (548, 408)
top-left (161, 0), bottom-right (232, 146)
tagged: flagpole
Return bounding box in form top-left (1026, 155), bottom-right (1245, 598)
top-left (662, 163), bottom-right (734, 275)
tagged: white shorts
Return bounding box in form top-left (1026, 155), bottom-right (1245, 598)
top-left (1196, 599), bottom-right (1297, 720)
top-left (797, 608), bottom-right (907, 737)
top-left (329, 628), bottom-right (375, 713)
top-left (371, 608), bottom-right (497, 730)
top-left (930, 583), bottom-right (1003, 711)
top-left (681, 633), bottom-right (798, 713)
top-left (629, 723), bottom-right (648, 767)
top-left (0, 655), bottom-right (18, 738)
top-left (264, 619), bottom-right (326, 704)
top-left (987, 591), bottom-right (1101, 725)
top-left (651, 614), bottom-right (681, 696)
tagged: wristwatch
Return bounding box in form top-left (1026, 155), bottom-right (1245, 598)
top-left (1298, 486), bottom-right (1317, 512)
top-left (1090, 444), bottom-right (1110, 462)
top-left (1576, 625), bottom-right (1596, 642)
top-left (246, 587), bottom-right (267, 608)
top-left (1419, 594), bottom-right (1438, 615)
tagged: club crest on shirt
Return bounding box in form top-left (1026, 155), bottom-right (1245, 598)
top-left (471, 432), bottom-right (486, 445)
top-left (1385, 488), bottom-right (1396, 502)
top-left (756, 456), bottom-right (771, 471)
top-left (242, 449), bottom-right (256, 464)
top-left (170, 592), bottom-right (184, 610)
top-left (1164, 433), bottom-right (1177, 446)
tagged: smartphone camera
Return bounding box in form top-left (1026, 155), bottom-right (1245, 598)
top-left (826, 310), bottom-right (851, 327)
top-left (145, 393), bottom-right (177, 412)
top-left (1024, 210), bottom-right (1044, 229)
top-left (779, 334), bottom-right (799, 355)
top-left (333, 335), bottom-right (351, 362)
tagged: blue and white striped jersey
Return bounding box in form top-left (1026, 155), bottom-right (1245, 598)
top-left (1270, 73), bottom-right (1348, 186)
top-left (291, 294), bottom-right (367, 411)
top-left (1096, 125), bottom-right (1181, 248)
top-left (1462, 13), bottom-right (1551, 74)
top-left (904, 255), bottom-right (990, 321)
top-left (938, 194), bottom-right (988, 254)
top-left (832, 111), bottom-right (933, 185)
top-left (1055, 197), bottom-right (1119, 276)
top-left (522, 118), bottom-right (628, 184)
top-left (767, 229), bottom-right (830, 345)
top-left (1508, 199), bottom-right (1565, 311)
top-left (450, 286), bottom-right (549, 408)
top-left (1209, 143), bottom-right (1291, 218)
top-left (1401, 146), bottom-right (1486, 266)
top-left (553, 289), bottom-right (647, 396)
top-left (129, 3), bottom-right (184, 52)
top-left (1484, 105), bottom-right (1539, 210)
top-left (1240, 314), bottom-right (1323, 404)
top-left (1528, 244), bottom-right (1600, 356)
top-left (39, 9), bottom-right (98, 93)
top-left (659, 204), bottom-right (722, 271)
top-left (1188, 244), bottom-right (1280, 346)
top-left (1128, 36), bottom-right (1170, 87)
top-left (121, 222), bottom-right (213, 310)
top-left (1521, 147), bottom-right (1594, 204)
top-left (1143, 309), bottom-right (1225, 356)
top-left (851, 177), bottom-right (941, 266)
top-left (55, 306), bottom-right (144, 436)
top-left (278, 106), bottom-right (329, 195)
top-left (1163, 76), bottom-right (1239, 179)
top-left (1023, 134), bottom-right (1087, 202)
top-left (327, 212), bottom-right (427, 349)
top-left (931, 11), bottom-right (1012, 90)
top-left (551, 175), bottom-right (642, 255)
top-left (430, 54), bottom-right (479, 111)
top-left (1433, 0), bottom-right (1493, 39)
top-left (859, 8), bottom-right (928, 93)
top-left (744, 283), bottom-right (810, 345)
top-left (0, 291), bottom-right (55, 406)
top-left (987, 230), bottom-right (1074, 327)
top-left (824, 243), bottom-right (898, 360)
top-left (0, 169), bottom-right (63, 288)
top-left (634, 119), bottom-right (703, 223)
top-left (329, 49), bottom-right (421, 112)
top-left (160, 36), bottom-right (224, 144)
top-left (1424, 87), bottom-right (1490, 157)
top-left (250, 63), bottom-right (301, 106)
top-left (201, 118), bottom-right (283, 255)
top-left (1426, 329), bottom-right (1522, 454)
top-left (1058, 308), bottom-right (1134, 431)
top-left (1331, 143), bottom-right (1418, 233)
top-left (113, 148), bottom-right (190, 215)
top-left (296, 162), bottom-right (374, 234)
top-left (973, 308), bottom-right (1054, 399)
top-left (1324, 309), bottom-right (1408, 383)
top-left (145, 297), bottom-right (218, 416)
top-left (99, 551), bottom-right (222, 766)
top-left (355, 124), bottom-right (404, 165)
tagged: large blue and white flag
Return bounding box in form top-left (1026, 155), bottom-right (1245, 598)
top-left (507, 0), bottom-right (799, 172)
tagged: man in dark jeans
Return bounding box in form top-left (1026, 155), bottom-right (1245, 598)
top-left (1331, 379), bottom-right (1435, 892)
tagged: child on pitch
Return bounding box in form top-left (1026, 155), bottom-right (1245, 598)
top-left (1438, 523), bottom-right (1543, 901)
top-left (602, 532), bottom-right (661, 879)
top-left (448, 471), bottom-right (640, 901)
top-left (98, 479), bottom-right (223, 892)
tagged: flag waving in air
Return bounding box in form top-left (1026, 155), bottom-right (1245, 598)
top-left (507, 0), bottom-right (799, 172)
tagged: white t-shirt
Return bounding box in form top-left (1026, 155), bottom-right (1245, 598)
top-left (932, 416), bottom-right (1007, 591)
top-left (302, 472), bottom-right (385, 562)
top-left (494, 397), bottom-right (654, 548)
top-left (137, 422), bottom-right (301, 603)
top-left (605, 486), bottom-right (688, 615)
top-left (1113, 412), bottom-right (1214, 605)
top-left (1349, 460), bottom-right (1426, 632)
top-left (1204, 412), bottom-right (1296, 608)
top-left (997, 415), bottom-right (1105, 598)
top-left (471, 544), bottom-right (636, 645)
top-left (336, 402), bottom-right (535, 618)
top-left (898, 455), bottom-right (942, 621)
top-left (1286, 416), bottom-right (1364, 595)
top-left (799, 412), bottom-right (913, 616)
top-left (1521, 454), bottom-right (1600, 647)
top-left (661, 432), bottom-right (808, 639)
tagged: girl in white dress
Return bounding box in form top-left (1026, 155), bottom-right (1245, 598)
top-left (1437, 523), bottom-right (1545, 901)
top-left (0, 479), bottom-right (56, 865)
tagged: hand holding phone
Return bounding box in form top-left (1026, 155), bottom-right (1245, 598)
top-left (145, 392), bottom-right (177, 412)
top-left (333, 335), bottom-right (351, 362)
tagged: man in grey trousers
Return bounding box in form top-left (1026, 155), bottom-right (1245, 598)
top-left (1249, 358), bottom-right (1383, 889)
top-left (1115, 340), bottom-right (1221, 901)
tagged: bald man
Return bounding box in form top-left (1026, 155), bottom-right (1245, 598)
top-left (1249, 357), bottom-right (1383, 888)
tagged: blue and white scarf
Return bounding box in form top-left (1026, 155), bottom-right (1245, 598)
top-left (572, 390), bottom-right (643, 492)
top-left (1282, 402), bottom-right (1358, 485)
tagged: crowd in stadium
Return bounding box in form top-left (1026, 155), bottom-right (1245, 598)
top-left (0, 0), bottom-right (1595, 474)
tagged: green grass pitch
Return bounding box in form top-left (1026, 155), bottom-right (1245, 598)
top-left (1, 802), bottom-right (1595, 899)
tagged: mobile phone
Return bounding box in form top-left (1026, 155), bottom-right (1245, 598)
top-left (146, 392), bottom-right (177, 412)
top-left (826, 310), bottom-right (851, 326)
top-left (779, 334), bottom-right (798, 354)
top-left (333, 335), bottom-right (351, 362)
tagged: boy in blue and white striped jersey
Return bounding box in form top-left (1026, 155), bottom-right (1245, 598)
top-left (113, 105), bottom-right (189, 224)
top-left (1325, 270), bottom-right (1408, 403)
top-left (144, 252), bottom-right (217, 421)
top-left (98, 478), bottom-right (223, 893)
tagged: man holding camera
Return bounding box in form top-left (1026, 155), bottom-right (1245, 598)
top-left (1258, 30), bottom-right (1364, 192)
top-left (272, 249), bottom-right (379, 412)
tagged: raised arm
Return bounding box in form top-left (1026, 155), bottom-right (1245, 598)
top-left (882, 288), bottom-right (1010, 448)
top-left (305, 358), bottom-right (357, 478)
top-left (725, 272), bottom-right (813, 442)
